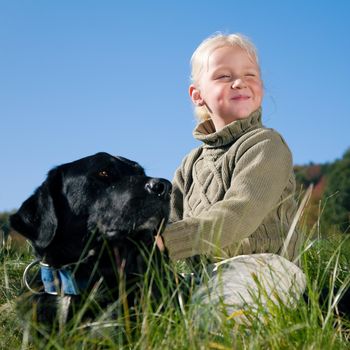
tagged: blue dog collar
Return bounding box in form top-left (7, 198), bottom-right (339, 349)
top-left (40, 263), bottom-right (88, 295)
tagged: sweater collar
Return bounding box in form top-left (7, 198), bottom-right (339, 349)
top-left (193, 108), bottom-right (262, 147)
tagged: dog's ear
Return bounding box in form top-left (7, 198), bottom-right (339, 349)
top-left (10, 168), bottom-right (61, 250)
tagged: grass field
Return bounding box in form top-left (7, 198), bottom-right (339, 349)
top-left (1, 229), bottom-right (350, 350)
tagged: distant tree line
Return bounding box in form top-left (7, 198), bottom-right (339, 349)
top-left (294, 148), bottom-right (350, 233)
top-left (0, 211), bottom-right (11, 235)
top-left (0, 210), bottom-right (27, 251)
top-left (0, 211), bottom-right (12, 247)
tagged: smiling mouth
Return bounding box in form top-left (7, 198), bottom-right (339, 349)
top-left (231, 95), bottom-right (250, 101)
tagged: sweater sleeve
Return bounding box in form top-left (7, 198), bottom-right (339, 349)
top-left (169, 165), bottom-right (185, 223)
top-left (162, 131), bottom-right (293, 261)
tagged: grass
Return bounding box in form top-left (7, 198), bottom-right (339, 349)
top-left (1, 232), bottom-right (350, 350)
top-left (0, 242), bottom-right (32, 349)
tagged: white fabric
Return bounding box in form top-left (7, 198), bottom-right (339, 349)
top-left (192, 253), bottom-right (306, 323)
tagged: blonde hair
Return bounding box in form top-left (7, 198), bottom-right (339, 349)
top-left (190, 33), bottom-right (260, 121)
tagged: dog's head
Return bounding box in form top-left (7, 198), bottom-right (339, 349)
top-left (10, 152), bottom-right (171, 266)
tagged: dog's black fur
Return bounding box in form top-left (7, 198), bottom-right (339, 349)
top-left (10, 152), bottom-right (178, 327)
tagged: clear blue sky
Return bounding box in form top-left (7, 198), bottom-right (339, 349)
top-left (1, 1), bottom-right (349, 212)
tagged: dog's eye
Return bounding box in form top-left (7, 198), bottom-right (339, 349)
top-left (98, 170), bottom-right (109, 178)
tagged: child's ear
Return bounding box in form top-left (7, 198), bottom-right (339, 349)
top-left (189, 84), bottom-right (204, 106)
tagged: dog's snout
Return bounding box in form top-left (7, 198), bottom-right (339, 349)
top-left (145, 178), bottom-right (172, 197)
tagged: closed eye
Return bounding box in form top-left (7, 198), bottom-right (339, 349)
top-left (245, 72), bottom-right (259, 78)
top-left (217, 74), bottom-right (231, 79)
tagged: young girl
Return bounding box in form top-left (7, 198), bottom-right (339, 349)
top-left (162, 33), bottom-right (306, 320)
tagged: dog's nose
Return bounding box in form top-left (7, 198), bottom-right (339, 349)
top-left (145, 178), bottom-right (172, 197)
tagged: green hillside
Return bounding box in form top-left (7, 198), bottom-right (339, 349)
top-left (294, 148), bottom-right (350, 234)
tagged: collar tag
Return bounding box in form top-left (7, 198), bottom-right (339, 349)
top-left (40, 264), bottom-right (60, 295)
top-left (58, 268), bottom-right (80, 295)
top-left (40, 264), bottom-right (82, 295)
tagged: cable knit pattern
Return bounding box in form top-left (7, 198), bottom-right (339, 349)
top-left (163, 108), bottom-right (302, 263)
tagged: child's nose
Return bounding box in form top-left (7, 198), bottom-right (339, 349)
top-left (231, 78), bottom-right (245, 89)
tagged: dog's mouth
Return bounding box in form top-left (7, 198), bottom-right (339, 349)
top-left (104, 215), bottom-right (167, 240)
top-left (108, 217), bottom-right (167, 271)
top-left (136, 216), bottom-right (168, 239)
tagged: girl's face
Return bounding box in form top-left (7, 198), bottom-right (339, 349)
top-left (190, 46), bottom-right (263, 130)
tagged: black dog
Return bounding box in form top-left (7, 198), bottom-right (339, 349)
top-left (10, 152), bottom-right (180, 329)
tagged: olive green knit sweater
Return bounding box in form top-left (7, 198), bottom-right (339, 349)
top-left (163, 108), bottom-right (302, 263)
